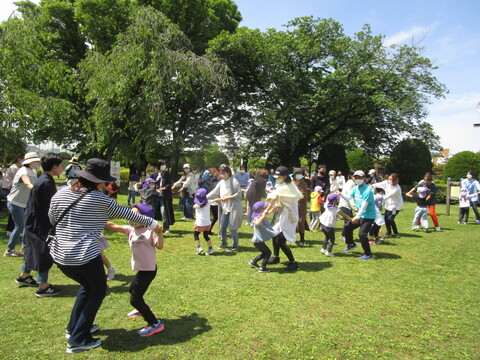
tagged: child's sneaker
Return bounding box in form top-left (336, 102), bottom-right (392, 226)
top-left (106, 267), bottom-right (115, 281)
top-left (196, 247), bottom-right (204, 255)
top-left (339, 236), bottom-right (346, 242)
top-left (248, 260), bottom-right (259, 268)
top-left (138, 319), bottom-right (164, 337)
top-left (324, 251), bottom-right (335, 257)
top-left (217, 244), bottom-right (227, 250)
top-left (359, 254), bottom-right (373, 260)
top-left (369, 239), bottom-right (375, 245)
top-left (258, 267), bottom-right (270, 273)
top-left (412, 226), bottom-right (420, 231)
top-left (320, 248), bottom-right (327, 254)
top-left (435, 227), bottom-right (442, 232)
top-left (66, 338), bottom-right (102, 353)
top-left (205, 248), bottom-right (215, 255)
top-left (343, 244), bottom-right (357, 252)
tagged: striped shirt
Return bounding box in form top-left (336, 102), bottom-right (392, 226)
top-left (49, 187), bottom-right (158, 266)
top-left (7, 166), bottom-right (37, 208)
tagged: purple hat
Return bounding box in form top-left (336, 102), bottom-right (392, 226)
top-left (252, 201), bottom-right (268, 219)
top-left (326, 193), bottom-right (340, 209)
top-left (194, 188), bottom-right (208, 205)
top-left (132, 203), bottom-right (154, 218)
top-left (142, 177), bottom-right (156, 190)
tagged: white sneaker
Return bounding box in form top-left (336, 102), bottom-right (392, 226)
top-left (106, 267), bottom-right (115, 281)
top-left (435, 227), bottom-right (442, 232)
top-left (325, 251), bottom-right (335, 257)
top-left (196, 247), bottom-right (204, 255)
top-left (320, 248), bottom-right (327, 254)
top-left (164, 230), bottom-right (170, 234)
top-left (4, 249), bottom-right (22, 257)
top-left (205, 248), bottom-right (215, 255)
top-left (412, 226), bottom-right (420, 231)
top-left (339, 236), bottom-right (345, 242)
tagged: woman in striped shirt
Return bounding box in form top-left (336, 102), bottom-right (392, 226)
top-left (49, 158), bottom-right (163, 354)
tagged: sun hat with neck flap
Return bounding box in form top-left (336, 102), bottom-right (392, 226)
top-left (75, 158), bottom-right (117, 183)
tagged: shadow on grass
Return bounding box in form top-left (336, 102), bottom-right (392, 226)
top-left (100, 312), bottom-right (211, 352)
top-left (107, 273), bottom-right (135, 294)
top-left (268, 261), bottom-right (333, 273)
top-left (395, 233), bottom-right (423, 238)
top-left (373, 252), bottom-right (402, 260)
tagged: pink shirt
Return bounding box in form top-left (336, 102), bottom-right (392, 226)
top-left (121, 225), bottom-right (159, 271)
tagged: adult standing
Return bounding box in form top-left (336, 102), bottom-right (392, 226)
top-left (49, 158), bottom-right (163, 354)
top-left (336, 170), bottom-right (346, 191)
top-left (293, 167), bottom-right (308, 246)
top-left (366, 169), bottom-right (381, 185)
top-left (235, 165), bottom-right (250, 195)
top-left (259, 166), bottom-right (301, 271)
top-left (1, 154), bottom-right (24, 235)
top-left (409, 172), bottom-right (441, 232)
top-left (245, 169), bottom-right (268, 226)
top-left (461, 171), bottom-right (480, 224)
top-left (199, 167), bottom-right (213, 191)
top-left (127, 172), bottom-right (139, 206)
top-left (64, 156), bottom-right (82, 187)
top-left (151, 160), bottom-right (175, 233)
top-left (338, 170), bottom-right (356, 241)
top-left (310, 164), bottom-right (330, 201)
top-left (207, 164), bottom-right (243, 252)
top-left (4, 152), bottom-right (41, 257)
top-left (329, 170), bottom-right (340, 193)
top-left (340, 170), bottom-right (376, 260)
top-left (173, 164), bottom-right (197, 221)
top-left (372, 173), bottom-right (404, 238)
top-left (207, 169), bottom-right (221, 235)
top-left (15, 153), bottom-right (63, 297)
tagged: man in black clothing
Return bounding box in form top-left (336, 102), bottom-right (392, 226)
top-left (15, 153), bottom-right (63, 297)
top-left (309, 164), bottom-right (330, 201)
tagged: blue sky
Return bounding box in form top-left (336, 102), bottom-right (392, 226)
top-left (2, 0), bottom-right (479, 154)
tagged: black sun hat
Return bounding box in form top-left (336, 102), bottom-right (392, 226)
top-left (273, 166), bottom-right (290, 178)
top-left (76, 158), bottom-right (117, 183)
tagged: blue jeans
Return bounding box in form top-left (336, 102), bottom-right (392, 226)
top-left (20, 261), bottom-right (48, 283)
top-left (384, 210), bottom-right (400, 235)
top-left (184, 192), bottom-right (194, 220)
top-left (57, 255), bottom-right (107, 346)
top-left (219, 213), bottom-right (238, 248)
top-left (470, 200), bottom-right (480, 221)
top-left (7, 202), bottom-right (25, 251)
top-left (413, 206), bottom-right (428, 228)
top-left (127, 190), bottom-right (136, 206)
top-left (157, 197), bottom-right (170, 231)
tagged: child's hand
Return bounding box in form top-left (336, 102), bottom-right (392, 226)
top-left (254, 218), bottom-right (263, 226)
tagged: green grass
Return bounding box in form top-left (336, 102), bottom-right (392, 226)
top-left (0, 196), bottom-right (479, 359)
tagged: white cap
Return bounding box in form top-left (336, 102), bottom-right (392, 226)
top-left (328, 170), bottom-right (336, 176)
top-left (183, 163), bottom-right (190, 169)
top-left (368, 169), bottom-right (376, 175)
top-left (353, 170), bottom-right (365, 177)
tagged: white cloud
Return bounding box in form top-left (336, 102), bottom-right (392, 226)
top-left (426, 92), bottom-right (480, 154)
top-left (384, 25), bottom-right (434, 47)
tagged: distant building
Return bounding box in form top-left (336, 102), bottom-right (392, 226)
top-left (432, 148), bottom-right (452, 165)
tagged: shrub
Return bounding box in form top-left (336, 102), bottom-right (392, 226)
top-left (444, 151), bottom-right (480, 180)
top-left (346, 149), bottom-right (374, 172)
top-left (318, 144), bottom-right (349, 174)
top-left (386, 139), bottom-right (432, 185)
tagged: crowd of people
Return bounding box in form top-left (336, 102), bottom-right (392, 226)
top-left (1, 153), bottom-right (480, 354)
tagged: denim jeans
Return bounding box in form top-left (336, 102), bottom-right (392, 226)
top-left (219, 213), bottom-right (238, 248)
top-left (7, 202), bottom-right (26, 251)
top-left (413, 206), bottom-right (428, 228)
top-left (157, 197), bottom-right (170, 231)
top-left (127, 190), bottom-right (136, 206)
top-left (384, 210), bottom-right (400, 235)
top-left (184, 192), bottom-right (194, 220)
top-left (57, 255), bottom-right (107, 346)
top-left (470, 200), bottom-right (480, 221)
top-left (20, 261), bottom-right (48, 283)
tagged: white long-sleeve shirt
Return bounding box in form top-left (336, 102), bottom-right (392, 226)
top-left (372, 180), bottom-right (403, 211)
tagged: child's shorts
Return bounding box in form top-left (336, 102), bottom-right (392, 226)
top-left (195, 225), bottom-right (212, 232)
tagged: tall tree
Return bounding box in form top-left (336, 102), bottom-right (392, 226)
top-left (208, 17), bottom-right (446, 167)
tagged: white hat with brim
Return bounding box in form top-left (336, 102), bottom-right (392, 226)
top-left (23, 152), bottom-right (41, 165)
top-left (353, 170), bottom-right (365, 177)
top-left (183, 163), bottom-right (190, 169)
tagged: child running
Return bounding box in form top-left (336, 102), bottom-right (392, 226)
top-left (458, 188), bottom-right (473, 224)
top-left (248, 201), bottom-right (278, 273)
top-left (105, 204), bottom-right (164, 337)
top-left (319, 194), bottom-right (353, 257)
top-left (406, 186), bottom-right (429, 231)
top-left (193, 188), bottom-right (215, 255)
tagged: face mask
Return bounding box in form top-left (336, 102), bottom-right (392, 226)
top-left (329, 175), bottom-right (334, 179)
top-left (295, 174), bottom-right (303, 180)
top-left (354, 179), bottom-right (364, 186)
top-left (319, 171), bottom-right (326, 176)
top-left (240, 170), bottom-right (245, 174)
top-left (467, 174), bottom-right (473, 180)
top-left (160, 165), bottom-right (166, 171)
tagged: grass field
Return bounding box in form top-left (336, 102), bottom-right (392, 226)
top-left (0, 194), bottom-right (478, 359)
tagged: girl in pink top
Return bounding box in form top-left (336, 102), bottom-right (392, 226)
top-left (106, 204), bottom-right (164, 337)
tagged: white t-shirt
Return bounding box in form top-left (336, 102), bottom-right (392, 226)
top-left (194, 200), bottom-right (212, 227)
top-left (320, 207), bottom-right (340, 228)
top-left (7, 166), bottom-right (37, 208)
